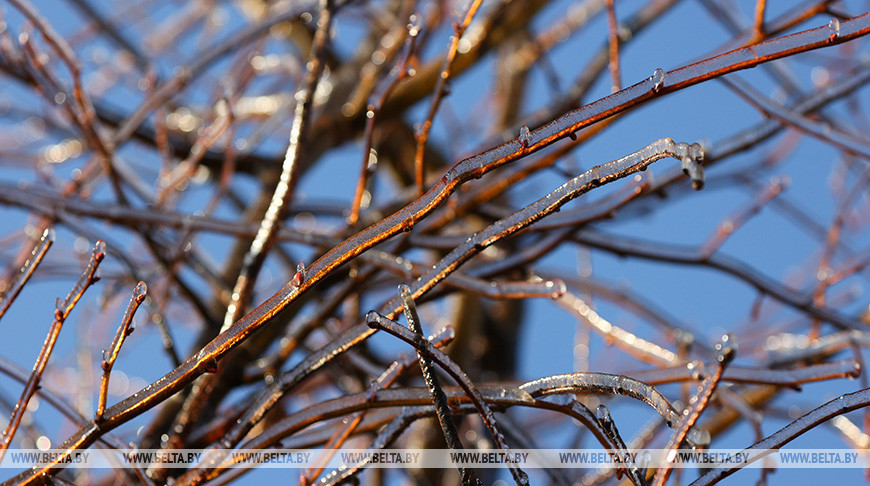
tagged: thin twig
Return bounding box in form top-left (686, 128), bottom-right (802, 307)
top-left (691, 386), bottom-right (870, 486)
top-left (96, 281), bottom-right (147, 422)
top-left (722, 75), bottom-right (870, 159)
top-left (367, 311), bottom-right (529, 485)
top-left (605, 0), bottom-right (621, 93)
top-left (654, 333), bottom-right (736, 486)
top-left (413, 0), bottom-right (484, 195)
top-left (555, 291), bottom-right (679, 365)
top-left (702, 175), bottom-right (788, 257)
top-left (348, 16), bottom-right (420, 227)
top-left (0, 240), bottom-right (105, 461)
top-left (0, 228), bottom-right (53, 323)
top-left (298, 326), bottom-right (453, 485)
top-left (398, 284), bottom-right (479, 486)
top-left (596, 404), bottom-right (644, 486)
top-left (753, 0), bottom-right (768, 41)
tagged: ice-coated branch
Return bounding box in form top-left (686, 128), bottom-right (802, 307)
top-left (96, 281), bottom-right (147, 422)
top-left (367, 311), bottom-right (530, 485)
top-left (398, 285), bottom-right (479, 485)
top-left (0, 228), bottom-right (53, 323)
top-left (0, 241), bottom-right (105, 461)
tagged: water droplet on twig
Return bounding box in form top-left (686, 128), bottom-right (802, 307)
top-left (651, 68), bottom-right (665, 92)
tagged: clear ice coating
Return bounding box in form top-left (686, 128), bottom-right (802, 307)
top-left (133, 281), bottom-right (148, 300)
top-left (828, 18), bottom-right (840, 39)
top-left (518, 125), bottom-right (531, 148)
top-left (596, 404), bottom-right (612, 423)
top-left (651, 68), bottom-right (665, 92)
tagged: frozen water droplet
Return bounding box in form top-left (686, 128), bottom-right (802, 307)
top-left (133, 281), bottom-right (147, 300)
top-left (651, 68), bottom-right (665, 92)
top-left (828, 18), bottom-right (840, 39)
top-left (292, 262), bottom-right (306, 287)
top-left (519, 125), bottom-right (531, 148)
top-left (596, 404), bottom-right (612, 422)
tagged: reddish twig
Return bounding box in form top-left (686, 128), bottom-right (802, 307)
top-left (95, 281), bottom-right (147, 422)
top-left (0, 240), bottom-right (105, 461)
top-left (605, 0), bottom-right (622, 93)
top-left (654, 334), bottom-right (736, 486)
top-left (413, 0), bottom-right (484, 195)
top-left (348, 16), bottom-right (420, 227)
top-left (0, 228), bottom-right (53, 323)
